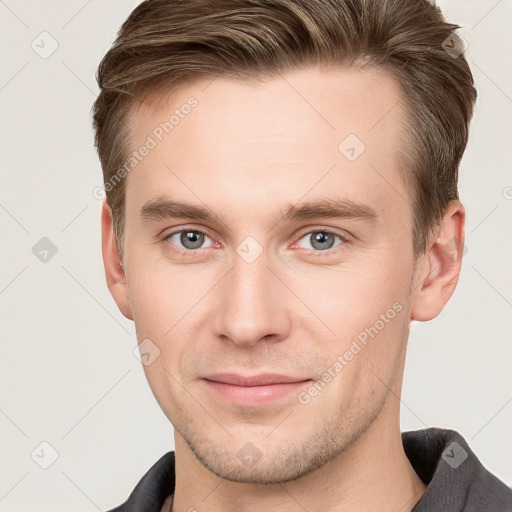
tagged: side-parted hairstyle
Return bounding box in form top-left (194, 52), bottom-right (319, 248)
top-left (92, 0), bottom-right (477, 257)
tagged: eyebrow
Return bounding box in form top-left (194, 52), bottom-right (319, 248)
top-left (139, 196), bottom-right (379, 227)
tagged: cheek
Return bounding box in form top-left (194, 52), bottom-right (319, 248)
top-left (300, 256), bottom-right (411, 387)
top-left (126, 261), bottom-right (191, 335)
top-left (140, 360), bottom-right (184, 426)
top-left (307, 303), bottom-right (409, 425)
top-left (294, 255), bottom-right (406, 335)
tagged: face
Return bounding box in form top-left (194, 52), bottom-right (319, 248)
top-left (119, 65), bottom-right (421, 483)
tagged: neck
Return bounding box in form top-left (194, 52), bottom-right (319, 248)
top-left (171, 397), bottom-right (426, 512)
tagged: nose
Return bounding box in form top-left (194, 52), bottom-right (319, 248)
top-left (212, 252), bottom-right (292, 348)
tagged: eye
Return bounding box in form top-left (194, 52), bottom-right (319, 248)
top-left (295, 230), bottom-right (347, 253)
top-left (162, 227), bottom-right (348, 256)
top-left (164, 228), bottom-right (215, 252)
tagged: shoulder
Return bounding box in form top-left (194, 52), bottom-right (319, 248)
top-left (105, 451), bottom-right (175, 512)
top-left (403, 428), bottom-right (512, 511)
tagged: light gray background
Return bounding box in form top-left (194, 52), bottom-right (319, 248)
top-left (0, 1), bottom-right (511, 510)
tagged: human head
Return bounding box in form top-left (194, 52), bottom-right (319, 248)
top-left (93, 0), bottom-right (476, 486)
top-left (92, 0), bottom-right (476, 260)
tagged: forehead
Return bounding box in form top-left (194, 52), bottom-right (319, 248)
top-left (125, 65), bottom-right (410, 227)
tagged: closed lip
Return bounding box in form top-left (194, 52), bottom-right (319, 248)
top-left (202, 373), bottom-right (311, 387)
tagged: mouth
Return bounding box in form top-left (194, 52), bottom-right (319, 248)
top-left (201, 373), bottom-right (313, 405)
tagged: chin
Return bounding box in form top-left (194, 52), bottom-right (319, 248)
top-left (181, 424), bottom-right (347, 484)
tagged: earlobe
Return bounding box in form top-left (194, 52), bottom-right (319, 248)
top-left (101, 200), bottom-right (134, 321)
top-left (410, 201), bottom-right (466, 322)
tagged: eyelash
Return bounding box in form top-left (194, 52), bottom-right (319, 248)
top-left (162, 226), bottom-right (349, 258)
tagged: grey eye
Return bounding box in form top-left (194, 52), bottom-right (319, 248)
top-left (168, 230), bottom-right (212, 250)
top-left (297, 231), bottom-right (344, 251)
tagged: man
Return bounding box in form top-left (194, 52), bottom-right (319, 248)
top-left (92, 0), bottom-right (512, 511)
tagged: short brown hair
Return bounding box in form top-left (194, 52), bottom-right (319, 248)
top-left (92, 0), bottom-right (476, 257)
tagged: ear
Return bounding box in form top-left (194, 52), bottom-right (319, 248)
top-left (101, 200), bottom-right (134, 321)
top-left (410, 200), bottom-right (466, 322)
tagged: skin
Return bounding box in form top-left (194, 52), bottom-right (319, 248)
top-left (101, 65), bottom-right (465, 512)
